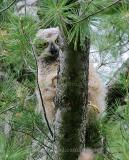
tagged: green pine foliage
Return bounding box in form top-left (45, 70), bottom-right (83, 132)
top-left (0, 4), bottom-right (50, 159)
top-left (0, 134), bottom-right (29, 160)
top-left (0, 0), bottom-right (129, 159)
top-left (2, 15), bottom-right (37, 78)
top-left (102, 102), bottom-right (129, 160)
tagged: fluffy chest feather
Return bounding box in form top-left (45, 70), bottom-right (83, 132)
top-left (38, 59), bottom-right (58, 97)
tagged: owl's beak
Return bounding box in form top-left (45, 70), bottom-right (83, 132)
top-left (50, 42), bottom-right (59, 57)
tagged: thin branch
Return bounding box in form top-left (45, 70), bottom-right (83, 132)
top-left (0, 115), bottom-right (53, 153)
top-left (107, 57), bottom-right (129, 86)
top-left (12, 128), bottom-right (54, 160)
top-left (77, 0), bottom-right (121, 23)
top-left (24, 0), bottom-right (27, 15)
top-left (35, 125), bottom-right (54, 142)
top-left (19, 19), bottom-right (54, 138)
top-left (12, 128), bottom-right (52, 149)
top-left (90, 40), bottom-right (129, 54)
top-left (97, 61), bottom-right (119, 69)
top-left (31, 42), bottom-right (54, 138)
top-left (0, 106), bottom-right (15, 115)
top-left (14, 107), bottom-right (53, 141)
top-left (0, 0), bottom-right (17, 14)
top-left (5, 117), bottom-right (54, 153)
top-left (122, 47), bottom-right (129, 54)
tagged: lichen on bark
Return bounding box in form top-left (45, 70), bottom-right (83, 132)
top-left (55, 39), bottom-right (90, 160)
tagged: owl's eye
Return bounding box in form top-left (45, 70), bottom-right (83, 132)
top-left (43, 42), bottom-right (49, 48)
top-left (55, 39), bottom-right (59, 44)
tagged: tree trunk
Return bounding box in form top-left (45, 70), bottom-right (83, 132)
top-left (54, 39), bottom-right (90, 160)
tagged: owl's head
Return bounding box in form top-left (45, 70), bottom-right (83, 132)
top-left (34, 27), bottom-right (62, 58)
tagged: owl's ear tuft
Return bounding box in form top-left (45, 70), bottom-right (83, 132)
top-left (56, 26), bottom-right (59, 31)
top-left (35, 29), bottom-right (45, 40)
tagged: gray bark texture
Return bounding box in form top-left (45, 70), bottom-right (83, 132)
top-left (54, 39), bottom-right (90, 160)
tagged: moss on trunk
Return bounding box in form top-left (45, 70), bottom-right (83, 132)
top-left (55, 39), bottom-right (90, 160)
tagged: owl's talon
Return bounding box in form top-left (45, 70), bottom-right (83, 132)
top-left (88, 101), bottom-right (100, 113)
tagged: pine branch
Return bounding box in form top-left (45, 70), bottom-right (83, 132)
top-left (107, 57), bottom-right (129, 86)
top-left (0, 0), bottom-right (17, 14)
top-left (85, 0), bottom-right (94, 10)
top-left (19, 19), bottom-right (54, 138)
top-left (0, 106), bottom-right (15, 115)
top-left (12, 128), bottom-right (54, 160)
top-left (12, 128), bottom-right (52, 149)
top-left (35, 124), bottom-right (54, 142)
top-left (77, 0), bottom-right (121, 23)
top-left (2, 115), bottom-right (53, 152)
top-left (3, 116), bottom-right (54, 155)
top-left (91, 39), bottom-right (129, 54)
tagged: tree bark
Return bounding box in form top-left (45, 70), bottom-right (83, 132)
top-left (55, 39), bottom-right (90, 160)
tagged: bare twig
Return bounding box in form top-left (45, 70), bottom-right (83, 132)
top-left (0, 0), bottom-right (17, 14)
top-left (30, 42), bottom-right (54, 138)
top-left (97, 61), bottom-right (118, 69)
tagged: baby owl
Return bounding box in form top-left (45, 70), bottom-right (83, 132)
top-left (34, 27), bottom-right (106, 125)
top-left (34, 27), bottom-right (106, 160)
